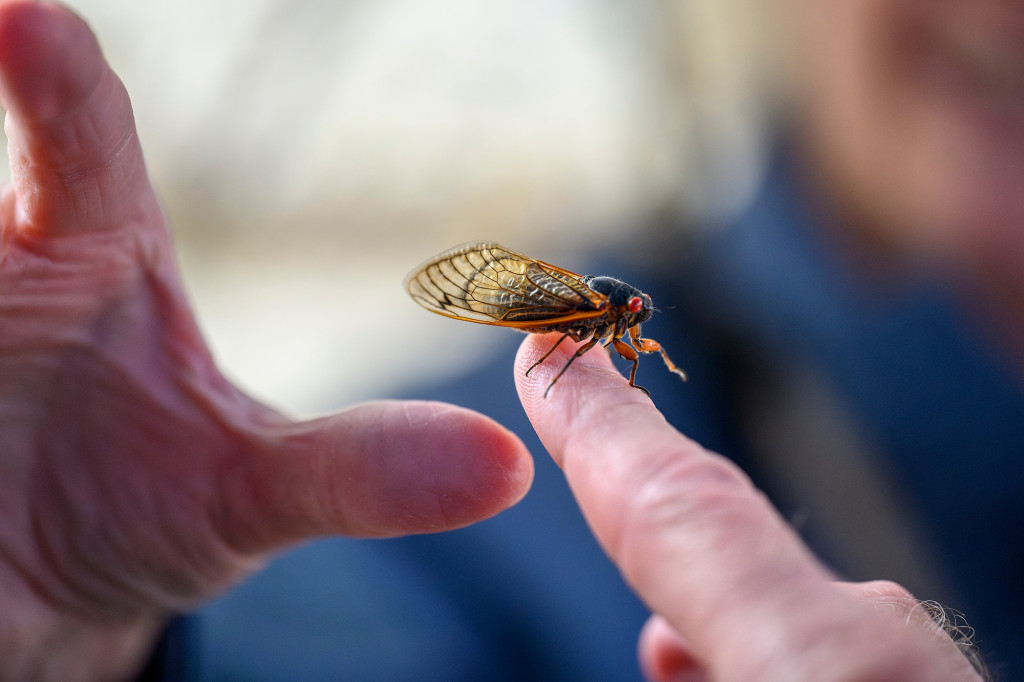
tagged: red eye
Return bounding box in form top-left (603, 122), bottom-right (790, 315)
top-left (627, 296), bottom-right (644, 313)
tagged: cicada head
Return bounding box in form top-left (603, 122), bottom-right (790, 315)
top-left (584, 276), bottom-right (654, 326)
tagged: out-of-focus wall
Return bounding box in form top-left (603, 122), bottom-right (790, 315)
top-left (1, 0), bottom-right (778, 414)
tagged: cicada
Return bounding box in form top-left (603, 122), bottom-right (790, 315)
top-left (404, 241), bottom-right (688, 396)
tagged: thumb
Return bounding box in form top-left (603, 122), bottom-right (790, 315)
top-left (217, 400), bottom-right (534, 553)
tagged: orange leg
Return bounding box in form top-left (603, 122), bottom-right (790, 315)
top-left (636, 339), bottom-right (689, 381)
top-left (630, 326), bottom-right (689, 381)
top-left (610, 336), bottom-right (650, 395)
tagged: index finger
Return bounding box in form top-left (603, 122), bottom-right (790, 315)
top-left (0, 1), bottom-right (157, 235)
top-left (513, 333), bottom-right (973, 681)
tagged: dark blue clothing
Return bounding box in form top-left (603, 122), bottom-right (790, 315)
top-left (639, 146), bottom-right (1024, 675)
top-left (156, 147), bottom-right (1022, 679)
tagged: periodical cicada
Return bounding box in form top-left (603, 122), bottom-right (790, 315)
top-left (404, 241), bottom-right (688, 396)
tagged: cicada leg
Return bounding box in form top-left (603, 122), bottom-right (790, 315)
top-left (609, 334), bottom-right (650, 396)
top-left (543, 336), bottom-right (601, 398)
top-left (630, 325), bottom-right (689, 382)
top-left (526, 332), bottom-right (572, 378)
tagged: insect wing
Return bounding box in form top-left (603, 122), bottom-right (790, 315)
top-left (405, 242), bottom-right (607, 328)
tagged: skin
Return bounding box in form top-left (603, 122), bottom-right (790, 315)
top-left (0, 1), bottom-right (998, 680)
top-left (0, 3), bottom-right (532, 679)
top-left (515, 335), bottom-right (983, 681)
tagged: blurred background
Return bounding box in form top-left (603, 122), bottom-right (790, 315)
top-left (2, 0), bottom-right (778, 414)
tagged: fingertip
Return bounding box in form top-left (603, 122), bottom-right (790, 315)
top-left (427, 400), bottom-right (536, 511)
top-left (323, 400), bottom-right (536, 535)
top-left (514, 332), bottom-right (623, 398)
top-left (638, 615), bottom-right (707, 682)
top-left (0, 1), bottom-right (103, 122)
top-left (513, 334), bottom-right (556, 418)
top-left (0, 1), bottom-right (155, 235)
top-left (231, 401), bottom-right (535, 551)
top-left (513, 332), bottom-right (664, 465)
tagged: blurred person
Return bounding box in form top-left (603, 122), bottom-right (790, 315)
top-left (658, 0), bottom-right (1024, 671)
top-left (0, 4), bottom-right (1013, 682)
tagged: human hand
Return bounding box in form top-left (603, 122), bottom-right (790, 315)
top-left (0, 3), bottom-right (532, 679)
top-left (515, 334), bottom-right (984, 681)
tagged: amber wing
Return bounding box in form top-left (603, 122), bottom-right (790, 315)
top-left (404, 242), bottom-right (607, 328)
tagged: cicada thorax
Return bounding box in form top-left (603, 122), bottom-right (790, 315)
top-left (516, 275), bottom-right (652, 340)
top-left (582, 275), bottom-right (654, 326)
